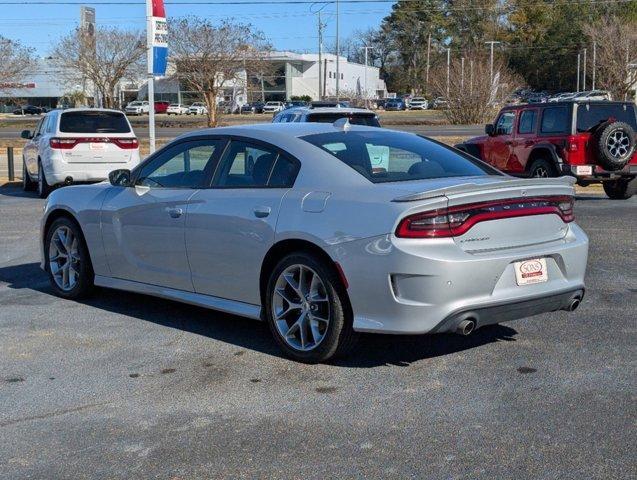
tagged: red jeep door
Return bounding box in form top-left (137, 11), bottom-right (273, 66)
top-left (509, 108), bottom-right (539, 173)
top-left (486, 110), bottom-right (516, 170)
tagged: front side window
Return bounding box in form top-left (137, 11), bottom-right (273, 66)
top-left (301, 130), bottom-right (497, 183)
top-left (213, 140), bottom-right (298, 188)
top-left (136, 139), bottom-right (223, 188)
top-left (495, 112), bottom-right (515, 135)
top-left (540, 107), bottom-right (570, 134)
top-left (518, 110), bottom-right (537, 134)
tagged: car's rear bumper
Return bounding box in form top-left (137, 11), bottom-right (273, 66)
top-left (564, 164), bottom-right (637, 181)
top-left (331, 223), bottom-right (589, 335)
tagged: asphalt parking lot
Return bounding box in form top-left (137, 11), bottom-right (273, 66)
top-left (0, 184), bottom-right (635, 479)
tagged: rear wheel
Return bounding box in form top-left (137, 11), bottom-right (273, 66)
top-left (528, 158), bottom-right (557, 178)
top-left (602, 178), bottom-right (635, 200)
top-left (45, 217), bottom-right (94, 299)
top-left (37, 160), bottom-right (51, 198)
top-left (22, 161), bottom-right (36, 191)
top-left (265, 252), bottom-right (358, 363)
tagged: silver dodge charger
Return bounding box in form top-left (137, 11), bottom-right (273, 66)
top-left (41, 122), bottom-right (589, 362)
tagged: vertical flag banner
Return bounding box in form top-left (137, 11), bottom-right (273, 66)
top-left (150, 0), bottom-right (168, 76)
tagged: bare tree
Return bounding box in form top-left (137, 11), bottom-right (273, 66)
top-left (170, 17), bottom-right (272, 127)
top-left (0, 36), bottom-right (36, 91)
top-left (431, 53), bottom-right (521, 124)
top-left (584, 17), bottom-right (637, 101)
top-left (51, 27), bottom-right (145, 108)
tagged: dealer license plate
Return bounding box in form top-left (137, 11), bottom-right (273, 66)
top-left (514, 258), bottom-right (548, 286)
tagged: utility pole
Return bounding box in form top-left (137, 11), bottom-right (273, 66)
top-left (335, 0), bottom-right (340, 100)
top-left (591, 41), bottom-right (597, 90)
top-left (318, 11), bottom-right (324, 100)
top-left (461, 57), bottom-right (465, 91)
top-left (583, 48), bottom-right (587, 91)
top-left (470, 59), bottom-right (474, 96)
top-left (485, 41), bottom-right (500, 85)
top-left (361, 46), bottom-right (373, 107)
top-left (145, 0), bottom-right (156, 153)
top-left (446, 47), bottom-right (450, 98)
top-left (576, 53), bottom-right (581, 92)
top-left (425, 33), bottom-right (431, 92)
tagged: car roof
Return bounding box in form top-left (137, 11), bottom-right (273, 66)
top-left (57, 108), bottom-right (127, 114)
top-left (281, 106), bottom-right (375, 115)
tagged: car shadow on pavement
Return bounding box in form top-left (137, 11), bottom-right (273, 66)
top-left (0, 184), bottom-right (38, 199)
top-left (0, 261), bottom-right (518, 368)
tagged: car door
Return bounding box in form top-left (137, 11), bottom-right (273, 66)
top-left (487, 110), bottom-right (516, 170)
top-left (510, 108), bottom-right (539, 172)
top-left (186, 138), bottom-right (300, 304)
top-left (101, 138), bottom-right (225, 291)
top-left (23, 117), bottom-right (45, 177)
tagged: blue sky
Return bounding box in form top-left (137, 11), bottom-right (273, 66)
top-left (0, 0), bottom-right (393, 56)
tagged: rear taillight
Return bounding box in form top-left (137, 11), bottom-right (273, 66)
top-left (396, 196), bottom-right (574, 238)
top-left (49, 137), bottom-right (138, 150)
top-left (50, 138), bottom-right (79, 149)
top-left (112, 137), bottom-right (139, 149)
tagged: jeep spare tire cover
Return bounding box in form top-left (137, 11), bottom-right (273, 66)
top-left (594, 121), bottom-right (636, 171)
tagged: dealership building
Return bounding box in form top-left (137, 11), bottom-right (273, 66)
top-left (0, 52), bottom-right (387, 110)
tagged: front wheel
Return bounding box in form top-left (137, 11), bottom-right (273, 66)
top-left (265, 253), bottom-right (358, 363)
top-left (603, 178), bottom-right (635, 200)
top-left (45, 217), bottom-right (94, 299)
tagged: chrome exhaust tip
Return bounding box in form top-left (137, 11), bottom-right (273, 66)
top-left (456, 319), bottom-right (476, 336)
top-left (566, 298), bottom-right (581, 312)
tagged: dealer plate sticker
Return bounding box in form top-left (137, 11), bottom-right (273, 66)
top-left (514, 258), bottom-right (548, 286)
top-left (90, 142), bottom-right (106, 150)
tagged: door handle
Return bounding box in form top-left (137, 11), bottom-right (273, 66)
top-left (253, 206), bottom-right (271, 218)
top-left (167, 207), bottom-right (183, 218)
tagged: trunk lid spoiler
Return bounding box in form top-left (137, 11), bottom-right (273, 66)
top-left (391, 176), bottom-right (576, 203)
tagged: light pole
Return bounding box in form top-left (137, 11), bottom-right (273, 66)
top-left (592, 41), bottom-right (597, 90)
top-left (446, 47), bottom-right (450, 98)
top-left (583, 48), bottom-right (587, 91)
top-left (576, 53), bottom-right (581, 92)
top-left (335, 0), bottom-right (340, 100)
top-left (485, 41), bottom-right (500, 85)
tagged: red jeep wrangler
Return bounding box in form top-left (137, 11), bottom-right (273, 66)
top-left (457, 101), bottom-right (637, 199)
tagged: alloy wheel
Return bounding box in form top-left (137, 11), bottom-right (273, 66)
top-left (532, 166), bottom-right (549, 178)
top-left (49, 225), bottom-right (81, 291)
top-left (272, 264), bottom-right (330, 352)
top-left (606, 129), bottom-right (630, 158)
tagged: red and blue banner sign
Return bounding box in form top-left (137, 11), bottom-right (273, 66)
top-left (149, 0), bottom-right (168, 76)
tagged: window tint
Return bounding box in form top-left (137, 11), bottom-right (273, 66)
top-left (214, 141), bottom-right (291, 188)
top-left (268, 156), bottom-right (299, 187)
top-left (33, 118), bottom-right (44, 137)
top-left (301, 130), bottom-right (497, 183)
top-left (576, 103), bottom-right (637, 132)
top-left (540, 107), bottom-right (569, 134)
top-left (518, 110), bottom-right (537, 134)
top-left (136, 140), bottom-right (222, 188)
top-left (495, 112), bottom-right (515, 135)
top-left (306, 113), bottom-right (381, 127)
top-left (60, 111), bottom-right (131, 133)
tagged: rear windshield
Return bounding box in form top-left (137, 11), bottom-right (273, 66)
top-left (301, 130), bottom-right (497, 183)
top-left (307, 113), bottom-right (381, 127)
top-left (59, 111), bottom-right (131, 134)
top-left (576, 103), bottom-right (637, 132)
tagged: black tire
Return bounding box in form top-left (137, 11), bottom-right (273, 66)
top-left (22, 161), bottom-right (36, 191)
top-left (37, 160), bottom-right (51, 198)
top-left (265, 252), bottom-right (358, 363)
top-left (44, 216), bottom-right (94, 299)
top-left (593, 121), bottom-right (636, 171)
top-left (602, 178), bottom-right (636, 200)
top-left (528, 158), bottom-right (557, 178)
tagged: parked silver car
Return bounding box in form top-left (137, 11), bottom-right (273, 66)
top-left (40, 123), bottom-right (589, 362)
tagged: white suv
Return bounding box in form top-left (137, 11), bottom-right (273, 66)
top-left (124, 101), bottom-right (150, 115)
top-left (188, 103), bottom-right (208, 115)
top-left (263, 101), bottom-right (285, 113)
top-left (21, 109), bottom-right (141, 198)
top-left (409, 97), bottom-right (429, 110)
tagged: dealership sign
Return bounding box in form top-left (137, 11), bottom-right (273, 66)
top-left (149, 0), bottom-right (168, 76)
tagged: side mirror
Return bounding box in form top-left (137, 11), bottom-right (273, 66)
top-left (21, 130), bottom-right (32, 139)
top-left (109, 169), bottom-right (132, 187)
top-left (485, 124), bottom-right (495, 136)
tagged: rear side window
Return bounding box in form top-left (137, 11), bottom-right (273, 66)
top-left (307, 113), bottom-right (381, 127)
top-left (540, 107), bottom-right (569, 134)
top-left (518, 110), bottom-right (537, 134)
top-left (576, 103), bottom-right (637, 132)
top-left (301, 130), bottom-right (497, 183)
top-left (60, 111), bottom-right (131, 134)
